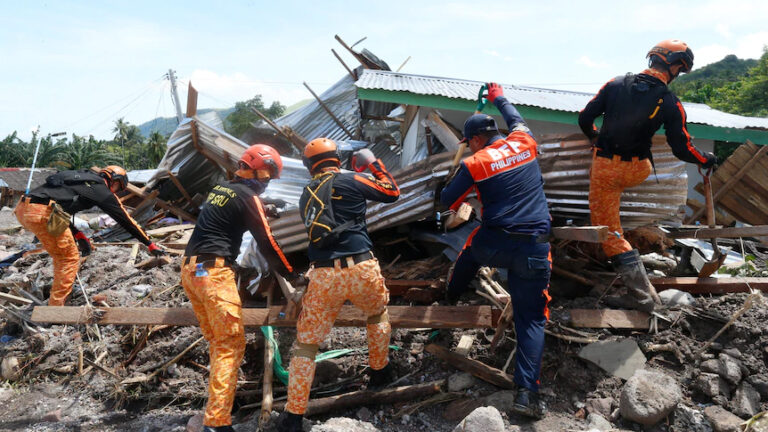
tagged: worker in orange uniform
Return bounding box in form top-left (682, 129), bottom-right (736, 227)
top-left (277, 138), bottom-right (400, 432)
top-left (181, 144), bottom-right (296, 432)
top-left (14, 166), bottom-right (163, 306)
top-left (579, 40), bottom-right (716, 312)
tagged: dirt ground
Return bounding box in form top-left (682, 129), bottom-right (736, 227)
top-left (1, 208), bottom-right (767, 431)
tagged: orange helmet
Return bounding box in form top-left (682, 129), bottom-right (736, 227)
top-left (237, 144), bottom-right (283, 179)
top-left (303, 138), bottom-right (340, 173)
top-left (100, 165), bottom-right (128, 191)
top-left (647, 39), bottom-right (694, 73)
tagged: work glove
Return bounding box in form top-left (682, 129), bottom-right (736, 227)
top-left (486, 82), bottom-right (504, 103)
top-left (288, 272), bottom-right (308, 288)
top-left (147, 242), bottom-right (166, 257)
top-left (264, 203), bottom-right (280, 218)
top-left (351, 148), bottom-right (377, 172)
top-left (702, 152), bottom-right (717, 169)
top-left (74, 232), bottom-right (91, 257)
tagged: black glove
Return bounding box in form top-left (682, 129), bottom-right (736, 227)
top-left (74, 232), bottom-right (91, 256)
top-left (289, 272), bottom-right (308, 288)
top-left (702, 152), bottom-right (717, 169)
top-left (148, 242), bottom-right (166, 257)
top-left (264, 203), bottom-right (280, 218)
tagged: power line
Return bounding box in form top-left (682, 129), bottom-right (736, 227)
top-left (84, 82), bottom-right (160, 137)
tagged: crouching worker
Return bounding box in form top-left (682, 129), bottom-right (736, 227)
top-left (181, 144), bottom-right (296, 432)
top-left (14, 166), bottom-right (163, 306)
top-left (277, 138), bottom-right (400, 431)
top-left (442, 83), bottom-right (552, 419)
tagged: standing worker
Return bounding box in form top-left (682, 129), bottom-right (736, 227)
top-left (13, 166), bottom-right (163, 306)
top-left (181, 144), bottom-right (296, 432)
top-left (579, 40), bottom-right (716, 312)
top-left (442, 82), bottom-right (552, 419)
top-left (277, 138), bottom-right (400, 431)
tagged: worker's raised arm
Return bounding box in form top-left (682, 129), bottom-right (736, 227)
top-left (486, 82), bottom-right (533, 138)
top-left (242, 194), bottom-right (294, 277)
top-left (440, 162), bottom-right (475, 210)
top-left (578, 79), bottom-right (613, 140)
top-left (662, 94), bottom-right (716, 167)
top-left (351, 150), bottom-right (400, 203)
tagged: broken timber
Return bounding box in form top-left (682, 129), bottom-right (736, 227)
top-left (652, 277), bottom-right (768, 294)
top-left (551, 226), bottom-right (609, 243)
top-left (425, 343), bottom-right (515, 389)
top-left (32, 305), bottom-right (496, 328)
top-left (667, 225), bottom-right (768, 239)
top-left (567, 309), bottom-right (651, 329)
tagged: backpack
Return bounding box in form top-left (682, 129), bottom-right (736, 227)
top-left (45, 169), bottom-right (103, 188)
top-left (602, 73), bottom-right (669, 157)
top-left (301, 172), bottom-right (359, 249)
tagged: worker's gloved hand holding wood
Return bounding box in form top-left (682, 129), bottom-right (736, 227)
top-left (702, 151), bottom-right (717, 169)
top-left (147, 242), bottom-right (165, 257)
top-left (74, 232), bottom-right (91, 256)
top-left (485, 82), bottom-right (503, 103)
top-left (351, 149), bottom-right (376, 172)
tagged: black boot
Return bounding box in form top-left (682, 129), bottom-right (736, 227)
top-left (510, 388), bottom-right (547, 419)
top-left (607, 249), bottom-right (657, 313)
top-left (202, 426), bottom-right (235, 432)
top-left (276, 411), bottom-right (303, 432)
top-left (368, 363), bottom-right (396, 389)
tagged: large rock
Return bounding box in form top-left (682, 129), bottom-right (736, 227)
top-left (579, 338), bottom-right (647, 380)
top-left (701, 354), bottom-right (743, 385)
top-left (747, 374), bottom-right (768, 400)
top-left (586, 397), bottom-right (615, 418)
top-left (311, 417), bottom-right (380, 432)
top-left (731, 381), bottom-right (760, 418)
top-left (703, 405), bottom-right (742, 432)
top-left (586, 413), bottom-right (613, 431)
top-left (1, 356), bottom-right (21, 381)
top-left (448, 372), bottom-right (478, 392)
top-left (659, 289), bottom-right (697, 307)
top-left (452, 406), bottom-right (505, 432)
top-left (482, 390), bottom-right (516, 413)
top-left (619, 369), bottom-right (682, 425)
top-left (695, 372), bottom-right (731, 399)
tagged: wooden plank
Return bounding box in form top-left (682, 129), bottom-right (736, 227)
top-left (303, 82), bottom-right (355, 139)
top-left (31, 305), bottom-right (497, 328)
top-left (146, 224), bottom-right (195, 236)
top-left (667, 225), bottom-right (768, 239)
top-left (166, 171), bottom-right (193, 204)
top-left (126, 184), bottom-right (197, 222)
top-left (186, 82), bottom-right (198, 118)
top-left (551, 226), bottom-right (609, 243)
top-left (0, 291), bottom-right (33, 305)
top-left (686, 198), bottom-right (735, 226)
top-left (652, 277), bottom-right (768, 294)
top-left (454, 334), bottom-right (474, 357)
top-left (130, 189), bottom-right (159, 217)
top-left (567, 309), bottom-right (650, 329)
top-left (331, 48), bottom-right (356, 80)
top-left (425, 343), bottom-right (515, 389)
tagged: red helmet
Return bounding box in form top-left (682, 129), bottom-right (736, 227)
top-left (237, 144), bottom-right (283, 179)
top-left (647, 39), bottom-right (694, 73)
top-left (303, 138), bottom-right (340, 173)
top-left (100, 165), bottom-right (128, 191)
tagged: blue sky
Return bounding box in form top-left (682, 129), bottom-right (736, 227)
top-left (1, 0), bottom-right (766, 141)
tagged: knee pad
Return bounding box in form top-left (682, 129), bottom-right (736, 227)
top-left (367, 309), bottom-right (389, 325)
top-left (293, 342), bottom-right (319, 360)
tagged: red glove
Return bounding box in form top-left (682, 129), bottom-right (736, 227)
top-left (486, 82), bottom-right (503, 103)
top-left (148, 242), bottom-right (166, 257)
top-left (74, 231), bottom-right (91, 256)
top-left (351, 149), bottom-right (377, 172)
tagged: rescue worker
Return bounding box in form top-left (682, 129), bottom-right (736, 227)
top-left (181, 144), bottom-right (296, 432)
top-left (278, 138), bottom-right (400, 431)
top-left (13, 166), bottom-right (163, 306)
top-left (442, 83), bottom-right (551, 419)
top-left (578, 40), bottom-right (717, 312)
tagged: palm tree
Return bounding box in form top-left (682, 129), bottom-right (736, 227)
top-left (112, 118), bottom-right (130, 165)
top-left (146, 131), bottom-right (167, 167)
top-left (59, 135), bottom-right (120, 169)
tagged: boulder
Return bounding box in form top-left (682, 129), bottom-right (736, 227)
top-left (695, 372), bottom-right (731, 399)
top-left (586, 413), bottom-right (613, 431)
top-left (619, 369), bottom-right (682, 425)
top-left (658, 289), bottom-right (697, 307)
top-left (448, 372), bottom-right (478, 392)
top-left (586, 397), bottom-right (615, 418)
top-left (731, 381), bottom-right (760, 418)
top-left (452, 406), bottom-right (505, 432)
top-left (703, 405), bottom-right (742, 432)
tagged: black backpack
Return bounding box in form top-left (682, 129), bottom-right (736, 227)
top-left (301, 172), bottom-right (359, 249)
top-left (45, 169), bottom-right (103, 188)
top-left (602, 73), bottom-right (669, 158)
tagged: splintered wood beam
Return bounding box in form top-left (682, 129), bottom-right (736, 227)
top-left (652, 277), bottom-right (768, 294)
top-left (166, 171), bottom-right (193, 204)
top-left (303, 82), bottom-right (355, 139)
top-left (125, 184), bottom-right (197, 222)
top-left (425, 343), bottom-right (515, 389)
top-left (331, 48), bottom-right (356, 80)
top-left (567, 309), bottom-right (651, 329)
top-left (667, 225), bottom-right (768, 239)
top-left (551, 226), bottom-right (609, 243)
top-left (31, 305), bottom-right (496, 328)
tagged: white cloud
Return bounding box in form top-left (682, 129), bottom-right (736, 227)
top-left (715, 24), bottom-right (732, 39)
top-left (696, 31), bottom-right (768, 67)
top-left (577, 55), bottom-right (610, 69)
top-left (483, 49), bottom-right (501, 58)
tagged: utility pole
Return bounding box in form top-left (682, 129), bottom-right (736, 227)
top-left (167, 69), bottom-right (184, 124)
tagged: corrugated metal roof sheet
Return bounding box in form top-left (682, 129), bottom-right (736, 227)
top-left (0, 168), bottom-right (56, 192)
top-left (356, 70), bottom-right (768, 130)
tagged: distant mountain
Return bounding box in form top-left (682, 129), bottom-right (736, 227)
top-left (670, 54), bottom-right (758, 98)
top-left (137, 107), bottom-right (235, 137)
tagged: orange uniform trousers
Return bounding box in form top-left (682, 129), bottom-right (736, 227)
top-left (589, 153), bottom-right (652, 257)
top-left (14, 200), bottom-right (80, 306)
top-left (180, 257), bottom-right (246, 427)
top-left (286, 258), bottom-right (391, 415)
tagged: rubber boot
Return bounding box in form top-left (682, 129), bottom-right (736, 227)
top-left (202, 426), bottom-right (235, 432)
top-left (368, 363), bottom-right (396, 389)
top-left (510, 388), bottom-right (547, 419)
top-left (607, 249), bottom-right (657, 313)
top-left (276, 411), bottom-right (303, 432)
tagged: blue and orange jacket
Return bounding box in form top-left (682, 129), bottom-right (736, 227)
top-left (440, 97), bottom-right (551, 235)
top-left (578, 72), bottom-right (709, 165)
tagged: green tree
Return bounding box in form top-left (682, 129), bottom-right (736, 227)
top-left (145, 131), bottom-right (168, 167)
top-left (59, 134), bottom-right (120, 169)
top-left (111, 118), bottom-right (147, 170)
top-left (225, 95), bottom-right (285, 138)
